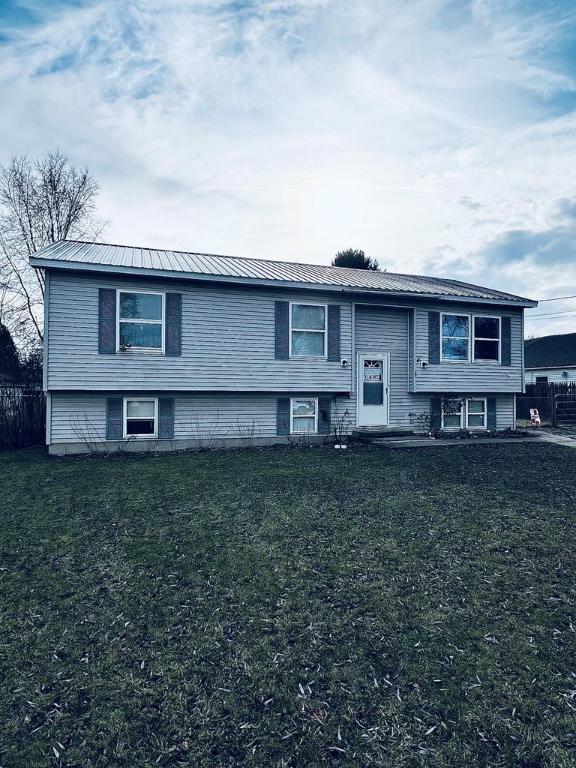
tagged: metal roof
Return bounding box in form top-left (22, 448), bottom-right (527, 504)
top-left (30, 240), bottom-right (537, 306)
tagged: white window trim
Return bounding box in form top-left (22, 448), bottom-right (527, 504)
top-left (465, 397), bottom-right (487, 430)
top-left (117, 289), bottom-right (165, 353)
top-left (123, 397), bottom-right (158, 439)
top-left (289, 302), bottom-right (327, 359)
top-left (441, 397), bottom-right (488, 431)
top-left (440, 312), bottom-right (471, 362)
top-left (290, 397), bottom-right (319, 434)
top-left (440, 313), bottom-right (502, 364)
top-left (472, 315), bottom-right (501, 363)
top-left (441, 398), bottom-right (464, 430)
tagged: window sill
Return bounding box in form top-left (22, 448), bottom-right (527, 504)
top-left (117, 348), bottom-right (165, 356)
top-left (290, 432), bottom-right (319, 436)
top-left (289, 356), bottom-right (328, 361)
top-left (440, 359), bottom-right (501, 364)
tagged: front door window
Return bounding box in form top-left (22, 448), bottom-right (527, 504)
top-left (363, 359), bottom-right (384, 405)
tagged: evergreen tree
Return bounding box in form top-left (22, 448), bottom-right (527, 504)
top-left (331, 248), bottom-right (380, 270)
top-left (0, 322), bottom-right (20, 383)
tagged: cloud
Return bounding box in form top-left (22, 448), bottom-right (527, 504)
top-left (481, 224), bottom-right (576, 266)
top-left (1, 0), bottom-right (576, 336)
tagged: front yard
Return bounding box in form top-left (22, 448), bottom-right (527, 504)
top-left (1, 444), bottom-right (575, 767)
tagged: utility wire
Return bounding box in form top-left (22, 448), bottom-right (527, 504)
top-left (536, 294), bottom-right (576, 302)
top-left (527, 312), bottom-right (576, 321)
top-left (526, 309), bottom-right (576, 319)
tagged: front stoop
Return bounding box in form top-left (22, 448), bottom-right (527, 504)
top-left (352, 427), bottom-right (417, 442)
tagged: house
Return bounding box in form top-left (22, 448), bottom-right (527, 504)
top-left (30, 240), bottom-right (537, 455)
top-left (524, 333), bottom-right (576, 384)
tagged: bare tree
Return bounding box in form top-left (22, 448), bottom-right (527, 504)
top-left (0, 151), bottom-right (105, 349)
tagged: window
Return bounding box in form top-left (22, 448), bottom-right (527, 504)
top-left (124, 398), bottom-right (157, 438)
top-left (118, 291), bottom-right (164, 350)
top-left (290, 303), bottom-right (326, 357)
top-left (535, 375), bottom-right (548, 384)
top-left (441, 314), bottom-right (469, 361)
top-left (363, 359), bottom-right (384, 405)
top-left (441, 314), bottom-right (502, 363)
top-left (290, 398), bottom-right (318, 434)
top-left (441, 398), bottom-right (487, 430)
top-left (441, 399), bottom-right (463, 429)
top-left (466, 398), bottom-right (486, 428)
top-left (473, 316), bottom-right (500, 361)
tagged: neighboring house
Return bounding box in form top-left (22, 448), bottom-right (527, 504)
top-left (524, 333), bottom-right (576, 384)
top-left (30, 240), bottom-right (536, 455)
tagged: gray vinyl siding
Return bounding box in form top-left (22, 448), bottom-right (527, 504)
top-left (525, 368), bottom-right (576, 383)
top-left (50, 392), bottom-right (345, 443)
top-left (46, 272), bottom-right (353, 392)
top-left (414, 303), bottom-right (523, 393)
top-left (496, 394), bottom-right (515, 429)
top-left (349, 305), bottom-right (430, 427)
top-left (50, 390), bottom-right (516, 443)
top-left (339, 306), bottom-right (516, 430)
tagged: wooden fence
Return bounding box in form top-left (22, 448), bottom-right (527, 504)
top-left (517, 382), bottom-right (576, 426)
top-left (0, 387), bottom-right (46, 449)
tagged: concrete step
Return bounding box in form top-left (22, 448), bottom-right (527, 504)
top-left (352, 427), bottom-right (416, 440)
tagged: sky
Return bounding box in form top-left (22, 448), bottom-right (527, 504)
top-left (1, 0), bottom-right (576, 336)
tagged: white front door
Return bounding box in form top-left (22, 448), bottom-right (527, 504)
top-left (357, 354), bottom-right (389, 427)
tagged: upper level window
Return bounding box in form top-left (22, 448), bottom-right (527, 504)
top-left (441, 314), bottom-right (469, 361)
top-left (290, 303), bottom-right (326, 357)
top-left (473, 317), bottom-right (500, 361)
top-left (441, 314), bottom-right (502, 363)
top-left (118, 291), bottom-right (164, 350)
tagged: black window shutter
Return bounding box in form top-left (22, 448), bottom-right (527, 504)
top-left (275, 301), bottom-right (289, 360)
top-left (318, 397), bottom-right (331, 434)
top-left (158, 398), bottom-right (175, 439)
top-left (430, 397), bottom-right (441, 433)
top-left (99, 288), bottom-right (116, 354)
top-left (487, 398), bottom-right (497, 430)
top-left (501, 317), bottom-right (511, 366)
top-left (276, 397), bottom-right (290, 435)
top-left (428, 312), bottom-right (440, 364)
top-left (327, 305), bottom-right (341, 361)
top-left (106, 398), bottom-right (123, 440)
top-left (165, 293), bottom-right (182, 356)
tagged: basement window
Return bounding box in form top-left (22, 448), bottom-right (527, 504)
top-left (441, 398), bottom-right (487, 431)
top-left (124, 398), bottom-right (158, 438)
top-left (290, 398), bottom-right (318, 434)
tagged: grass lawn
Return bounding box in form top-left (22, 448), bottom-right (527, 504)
top-left (1, 444), bottom-right (575, 767)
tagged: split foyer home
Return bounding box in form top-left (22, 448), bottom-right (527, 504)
top-left (30, 240), bottom-right (537, 455)
top-left (524, 333), bottom-right (576, 384)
